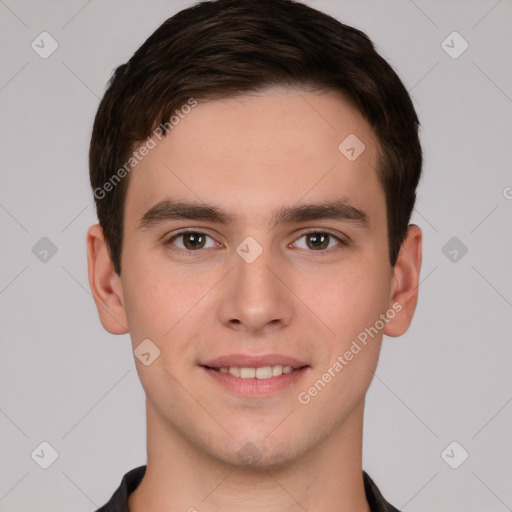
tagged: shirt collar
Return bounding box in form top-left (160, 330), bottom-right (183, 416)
top-left (96, 465), bottom-right (401, 512)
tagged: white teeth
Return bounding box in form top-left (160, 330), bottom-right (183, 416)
top-left (228, 367), bottom-right (241, 377)
top-left (272, 365), bottom-right (283, 376)
top-left (240, 367), bottom-right (256, 378)
top-left (255, 366), bottom-right (272, 379)
top-left (217, 365), bottom-right (297, 379)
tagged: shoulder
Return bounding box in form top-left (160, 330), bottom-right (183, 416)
top-left (363, 471), bottom-right (401, 512)
top-left (95, 465), bottom-right (146, 512)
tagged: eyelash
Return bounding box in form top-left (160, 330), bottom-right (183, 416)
top-left (164, 229), bottom-right (347, 257)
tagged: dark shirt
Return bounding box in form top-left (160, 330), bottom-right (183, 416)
top-left (96, 465), bottom-right (401, 512)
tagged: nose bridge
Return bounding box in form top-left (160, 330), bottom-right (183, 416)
top-left (218, 236), bottom-right (292, 332)
top-left (236, 243), bottom-right (275, 296)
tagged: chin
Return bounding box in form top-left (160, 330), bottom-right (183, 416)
top-left (215, 436), bottom-right (305, 471)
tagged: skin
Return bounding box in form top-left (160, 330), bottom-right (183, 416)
top-left (87, 87), bottom-right (422, 512)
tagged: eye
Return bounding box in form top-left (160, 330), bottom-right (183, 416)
top-left (166, 230), bottom-right (219, 251)
top-left (291, 231), bottom-right (345, 252)
top-left (164, 229), bottom-right (346, 255)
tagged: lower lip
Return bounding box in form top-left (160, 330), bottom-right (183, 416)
top-left (202, 367), bottom-right (309, 396)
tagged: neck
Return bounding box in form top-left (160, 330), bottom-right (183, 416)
top-left (128, 400), bottom-right (370, 512)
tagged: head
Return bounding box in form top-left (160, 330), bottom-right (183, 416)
top-left (87, 0), bottom-right (422, 468)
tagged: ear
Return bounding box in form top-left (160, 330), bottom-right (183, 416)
top-left (86, 224), bottom-right (129, 334)
top-left (384, 224), bottom-right (422, 337)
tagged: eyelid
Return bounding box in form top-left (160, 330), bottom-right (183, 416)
top-left (294, 228), bottom-right (348, 243)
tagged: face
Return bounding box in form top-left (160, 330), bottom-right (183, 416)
top-left (89, 87), bottom-right (420, 469)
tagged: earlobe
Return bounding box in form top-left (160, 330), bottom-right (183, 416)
top-left (384, 224), bottom-right (422, 338)
top-left (86, 224), bottom-right (129, 334)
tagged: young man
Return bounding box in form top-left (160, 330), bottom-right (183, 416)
top-left (87, 0), bottom-right (422, 510)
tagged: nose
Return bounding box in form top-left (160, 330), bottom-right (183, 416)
top-left (217, 242), bottom-right (294, 335)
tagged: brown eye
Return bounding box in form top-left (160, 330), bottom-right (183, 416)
top-left (182, 232), bottom-right (206, 250)
top-left (305, 232), bottom-right (330, 250)
top-left (167, 231), bottom-right (216, 251)
top-left (292, 231), bottom-right (344, 252)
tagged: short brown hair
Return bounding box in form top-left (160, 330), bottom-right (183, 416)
top-left (89, 0), bottom-right (422, 275)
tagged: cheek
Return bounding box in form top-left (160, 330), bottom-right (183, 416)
top-left (121, 254), bottom-right (187, 345)
top-left (121, 250), bottom-right (218, 377)
top-left (305, 256), bottom-right (391, 345)
top-left (295, 261), bottom-right (390, 422)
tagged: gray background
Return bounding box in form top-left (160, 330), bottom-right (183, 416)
top-left (1, 0), bottom-right (511, 510)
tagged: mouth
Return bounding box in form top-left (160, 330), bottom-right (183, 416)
top-left (200, 354), bottom-right (310, 396)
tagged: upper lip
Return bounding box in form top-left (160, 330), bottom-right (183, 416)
top-left (202, 354), bottom-right (309, 368)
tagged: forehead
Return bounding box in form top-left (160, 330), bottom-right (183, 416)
top-left (125, 87), bottom-right (383, 228)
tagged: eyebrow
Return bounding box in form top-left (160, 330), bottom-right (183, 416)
top-left (137, 198), bottom-right (370, 231)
